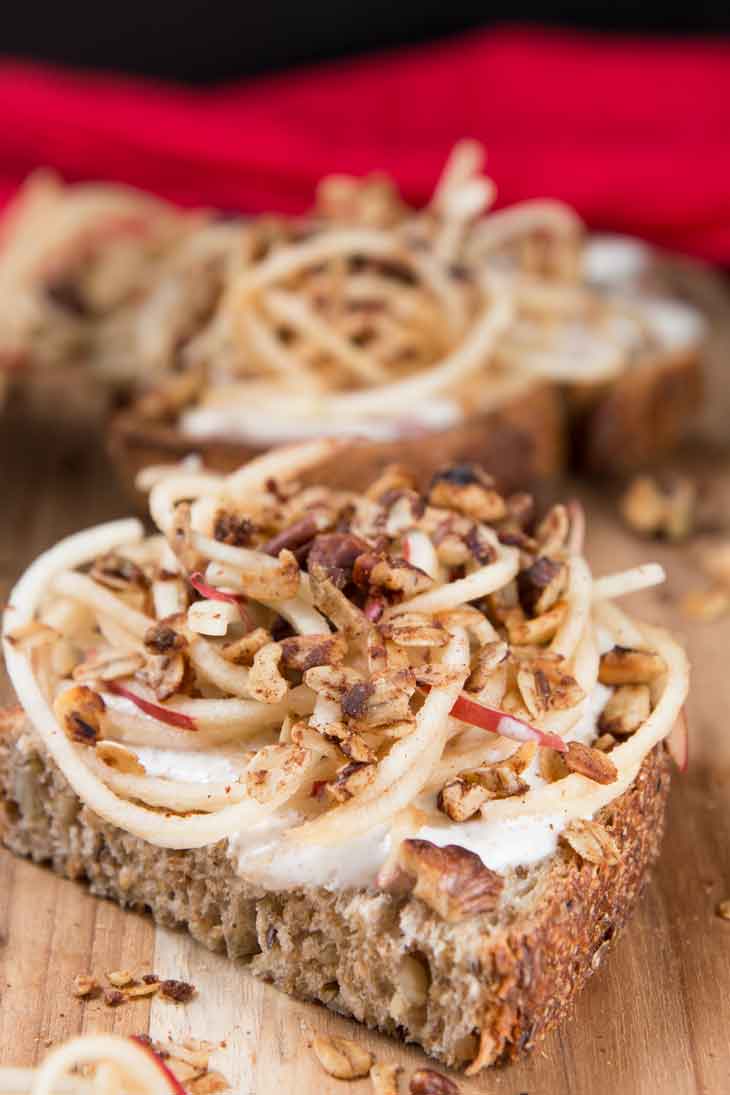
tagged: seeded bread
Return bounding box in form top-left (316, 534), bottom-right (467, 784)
top-left (0, 712), bottom-right (671, 1072)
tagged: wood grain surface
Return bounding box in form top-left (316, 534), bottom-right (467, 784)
top-left (1, 336), bottom-right (730, 1093)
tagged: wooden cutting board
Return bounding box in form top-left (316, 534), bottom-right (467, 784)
top-left (1, 334), bottom-right (730, 1094)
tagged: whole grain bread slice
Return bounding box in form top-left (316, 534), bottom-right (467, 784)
top-left (0, 712), bottom-right (671, 1072)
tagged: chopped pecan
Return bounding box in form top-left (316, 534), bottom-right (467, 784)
top-left (279, 632), bottom-right (347, 671)
top-left (312, 1034), bottom-right (373, 1080)
top-left (53, 686), bottom-right (105, 746)
top-left (597, 684), bottom-right (650, 736)
top-left (387, 839), bottom-right (503, 922)
top-left (561, 818), bottom-right (620, 865)
top-left (428, 465), bottom-right (506, 523)
top-left (518, 557), bottom-right (566, 615)
top-left (564, 741), bottom-right (618, 784)
top-left (437, 778), bottom-right (491, 822)
top-left (598, 646), bottom-right (665, 685)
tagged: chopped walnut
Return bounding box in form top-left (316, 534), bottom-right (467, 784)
top-left (428, 465), bottom-right (506, 522)
top-left (437, 778), bottom-right (491, 822)
top-left (365, 463), bottom-right (416, 501)
top-left (53, 686), bottom-right (105, 747)
top-left (598, 646), bottom-right (665, 685)
top-left (385, 839), bottom-right (503, 922)
top-left (561, 818), bottom-right (620, 865)
top-left (564, 741), bottom-right (618, 784)
top-left (517, 557), bottom-right (566, 615)
top-left (312, 1034), bottom-right (374, 1080)
top-left (598, 684), bottom-right (651, 736)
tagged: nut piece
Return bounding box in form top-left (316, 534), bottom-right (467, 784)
top-left (312, 1034), bottom-right (374, 1080)
top-left (391, 839), bottom-right (503, 922)
top-left (716, 899), bottom-right (730, 921)
top-left (681, 588), bottom-right (730, 622)
top-left (564, 741), bottom-right (618, 784)
top-left (517, 557), bottom-right (566, 616)
top-left (327, 761), bottom-right (377, 802)
top-left (72, 973), bottom-right (99, 998)
top-left (561, 818), bottom-right (620, 865)
top-left (280, 632), bottom-right (347, 670)
top-left (429, 464), bottom-right (506, 523)
top-left (379, 613), bottom-right (449, 648)
top-left (371, 1062), bottom-right (402, 1095)
top-left (597, 685), bottom-right (650, 737)
top-left (620, 474), bottom-right (695, 542)
top-left (160, 978), bottom-right (196, 1003)
top-left (107, 969), bottom-right (134, 988)
top-left (598, 646), bottom-right (665, 686)
top-left (97, 741), bottom-right (146, 775)
top-left (410, 1068), bottom-right (460, 1094)
top-left (247, 642), bottom-right (289, 704)
top-left (506, 601), bottom-right (567, 645)
top-left (53, 685), bottom-right (105, 746)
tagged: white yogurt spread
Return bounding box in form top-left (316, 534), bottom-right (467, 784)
top-left (228, 682), bottom-right (611, 891)
top-left (179, 398), bottom-right (462, 445)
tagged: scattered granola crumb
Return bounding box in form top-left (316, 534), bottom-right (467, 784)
top-left (716, 899), bottom-right (730, 921)
top-left (71, 973), bottom-right (99, 999)
top-left (160, 978), bottom-right (197, 1003)
top-left (103, 989), bottom-right (125, 1007)
top-left (312, 1033), bottom-right (373, 1079)
top-left (107, 969), bottom-right (135, 988)
top-left (620, 474), bottom-right (695, 542)
top-left (681, 588), bottom-right (730, 622)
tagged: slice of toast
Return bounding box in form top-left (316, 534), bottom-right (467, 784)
top-left (108, 376), bottom-right (566, 499)
top-left (0, 712), bottom-right (671, 1073)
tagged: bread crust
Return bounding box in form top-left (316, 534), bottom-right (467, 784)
top-left (570, 344), bottom-right (703, 475)
top-left (0, 713), bottom-right (671, 1071)
top-left (107, 379), bottom-right (565, 500)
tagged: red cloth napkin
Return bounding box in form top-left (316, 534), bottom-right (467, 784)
top-left (1, 27), bottom-right (729, 262)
